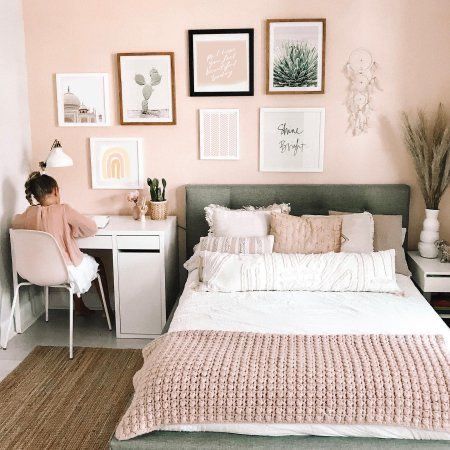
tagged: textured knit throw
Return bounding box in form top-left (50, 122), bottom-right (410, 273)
top-left (115, 331), bottom-right (450, 440)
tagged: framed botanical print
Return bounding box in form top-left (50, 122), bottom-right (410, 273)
top-left (189, 29), bottom-right (254, 96)
top-left (117, 52), bottom-right (176, 125)
top-left (90, 137), bottom-right (144, 189)
top-left (266, 19), bottom-right (326, 94)
top-left (56, 73), bottom-right (110, 126)
top-left (259, 108), bottom-right (325, 172)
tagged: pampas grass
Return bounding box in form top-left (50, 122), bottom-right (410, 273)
top-left (402, 103), bottom-right (450, 209)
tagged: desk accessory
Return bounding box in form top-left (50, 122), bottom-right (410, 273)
top-left (39, 139), bottom-right (73, 172)
top-left (147, 177), bottom-right (167, 220)
top-left (127, 190), bottom-right (141, 220)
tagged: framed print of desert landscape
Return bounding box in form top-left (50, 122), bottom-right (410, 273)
top-left (189, 29), bottom-right (254, 96)
top-left (56, 73), bottom-right (110, 126)
top-left (259, 108), bottom-right (325, 172)
top-left (90, 137), bottom-right (144, 189)
top-left (117, 52), bottom-right (176, 125)
top-left (266, 19), bottom-right (325, 94)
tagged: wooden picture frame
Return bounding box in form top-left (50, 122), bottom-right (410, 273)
top-left (266, 19), bottom-right (326, 94)
top-left (117, 52), bottom-right (176, 125)
top-left (189, 29), bottom-right (254, 96)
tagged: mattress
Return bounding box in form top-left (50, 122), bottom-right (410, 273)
top-left (162, 270), bottom-right (450, 440)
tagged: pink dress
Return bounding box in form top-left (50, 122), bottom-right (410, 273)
top-left (12, 204), bottom-right (99, 294)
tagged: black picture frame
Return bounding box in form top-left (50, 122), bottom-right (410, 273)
top-left (188, 28), bottom-right (254, 97)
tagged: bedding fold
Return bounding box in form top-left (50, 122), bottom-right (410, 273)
top-left (115, 330), bottom-right (450, 440)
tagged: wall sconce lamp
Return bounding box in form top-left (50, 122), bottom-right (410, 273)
top-left (39, 139), bottom-right (73, 172)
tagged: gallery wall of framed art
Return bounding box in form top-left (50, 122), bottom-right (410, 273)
top-left (51, 16), bottom-right (329, 198)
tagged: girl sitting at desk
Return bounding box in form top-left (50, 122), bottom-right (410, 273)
top-left (12, 171), bottom-right (111, 317)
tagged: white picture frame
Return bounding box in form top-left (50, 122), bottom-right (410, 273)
top-left (90, 138), bottom-right (144, 189)
top-left (199, 109), bottom-right (240, 160)
top-left (259, 108), bottom-right (325, 172)
top-left (56, 73), bottom-right (110, 127)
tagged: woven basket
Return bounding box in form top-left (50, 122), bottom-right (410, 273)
top-left (150, 201), bottom-right (167, 220)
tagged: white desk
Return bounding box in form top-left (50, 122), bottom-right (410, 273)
top-left (12, 216), bottom-right (178, 338)
top-left (77, 215), bottom-right (178, 338)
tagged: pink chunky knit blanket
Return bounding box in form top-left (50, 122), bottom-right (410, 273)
top-left (116, 331), bottom-right (450, 440)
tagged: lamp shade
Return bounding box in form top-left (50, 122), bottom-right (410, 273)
top-left (45, 146), bottom-right (73, 168)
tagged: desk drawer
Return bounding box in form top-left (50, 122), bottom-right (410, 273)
top-left (116, 235), bottom-right (160, 251)
top-left (77, 235), bottom-right (112, 249)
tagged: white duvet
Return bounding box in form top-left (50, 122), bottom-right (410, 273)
top-left (163, 269), bottom-right (450, 440)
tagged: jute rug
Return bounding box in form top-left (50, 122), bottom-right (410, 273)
top-left (0, 346), bottom-right (143, 450)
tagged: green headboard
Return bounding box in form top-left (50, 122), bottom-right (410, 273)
top-left (185, 184), bottom-right (410, 257)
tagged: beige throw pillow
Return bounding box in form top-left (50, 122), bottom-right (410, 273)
top-left (270, 213), bottom-right (342, 254)
top-left (373, 215), bottom-right (411, 276)
top-left (328, 211), bottom-right (374, 253)
top-left (330, 211), bottom-right (410, 276)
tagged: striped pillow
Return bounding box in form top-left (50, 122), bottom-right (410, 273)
top-left (198, 235), bottom-right (274, 254)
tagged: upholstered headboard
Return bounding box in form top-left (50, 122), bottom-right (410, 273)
top-left (185, 184), bottom-right (410, 257)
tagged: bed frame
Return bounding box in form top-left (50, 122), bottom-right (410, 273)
top-left (184, 184), bottom-right (411, 257)
top-left (109, 184), bottom-right (445, 449)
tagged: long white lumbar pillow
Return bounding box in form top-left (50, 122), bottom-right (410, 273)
top-left (197, 250), bottom-right (401, 294)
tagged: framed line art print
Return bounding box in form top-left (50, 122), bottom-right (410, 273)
top-left (189, 29), bottom-right (254, 96)
top-left (90, 137), bottom-right (144, 189)
top-left (266, 19), bottom-right (326, 94)
top-left (56, 73), bottom-right (110, 126)
top-left (117, 52), bottom-right (176, 125)
top-left (259, 108), bottom-right (325, 172)
top-left (199, 109), bottom-right (240, 160)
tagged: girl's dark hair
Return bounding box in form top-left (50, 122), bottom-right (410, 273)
top-left (25, 172), bottom-right (58, 205)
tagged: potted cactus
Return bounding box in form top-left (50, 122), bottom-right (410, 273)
top-left (147, 177), bottom-right (167, 220)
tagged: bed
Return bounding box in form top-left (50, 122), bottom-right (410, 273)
top-left (110, 184), bottom-right (450, 449)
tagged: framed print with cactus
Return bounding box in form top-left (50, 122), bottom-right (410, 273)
top-left (117, 52), bottom-right (176, 125)
top-left (266, 19), bottom-right (325, 94)
top-left (259, 108), bottom-right (325, 172)
top-left (90, 137), bottom-right (144, 189)
top-left (188, 29), bottom-right (254, 96)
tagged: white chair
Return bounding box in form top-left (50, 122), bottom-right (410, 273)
top-left (3, 229), bottom-right (112, 359)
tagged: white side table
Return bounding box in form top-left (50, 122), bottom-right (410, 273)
top-left (407, 250), bottom-right (450, 318)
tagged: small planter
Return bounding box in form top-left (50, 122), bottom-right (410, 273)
top-left (150, 200), bottom-right (167, 220)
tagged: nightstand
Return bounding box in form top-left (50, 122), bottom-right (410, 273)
top-left (407, 250), bottom-right (450, 318)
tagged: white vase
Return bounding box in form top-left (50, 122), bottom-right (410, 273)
top-left (418, 209), bottom-right (439, 258)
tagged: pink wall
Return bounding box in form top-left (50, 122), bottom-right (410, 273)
top-left (22, 0), bottom-right (450, 249)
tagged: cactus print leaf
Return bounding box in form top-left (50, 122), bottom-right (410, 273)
top-left (142, 84), bottom-right (153, 100)
top-left (135, 73), bottom-right (146, 86)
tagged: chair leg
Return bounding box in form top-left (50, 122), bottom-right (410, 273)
top-left (2, 284), bottom-right (22, 349)
top-left (44, 286), bottom-right (49, 322)
top-left (69, 288), bottom-right (74, 359)
top-left (97, 275), bottom-right (112, 331)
